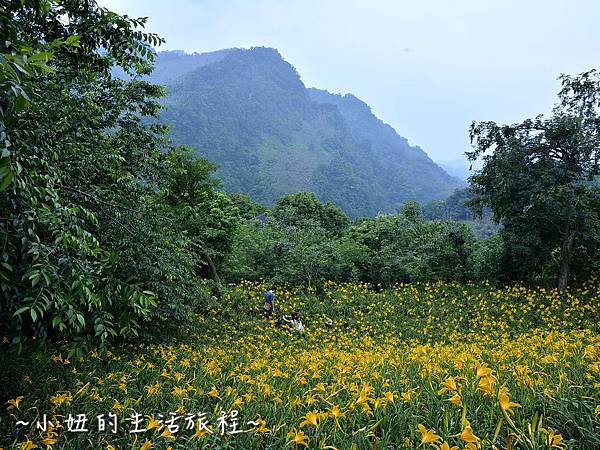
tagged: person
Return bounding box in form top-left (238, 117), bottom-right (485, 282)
top-left (264, 287), bottom-right (275, 318)
top-left (282, 312), bottom-right (305, 333)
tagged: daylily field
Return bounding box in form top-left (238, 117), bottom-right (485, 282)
top-left (2, 280), bottom-right (600, 449)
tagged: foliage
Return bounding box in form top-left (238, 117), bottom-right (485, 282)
top-left (0, 1), bottom-right (225, 347)
top-left (467, 70), bottom-right (600, 289)
top-left (272, 192), bottom-right (350, 236)
top-left (227, 198), bottom-right (479, 287)
top-left (160, 146), bottom-right (240, 282)
top-left (229, 193), bottom-right (268, 220)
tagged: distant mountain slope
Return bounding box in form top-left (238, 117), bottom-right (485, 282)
top-left (153, 47), bottom-right (463, 217)
top-left (436, 158), bottom-right (480, 181)
top-left (307, 88), bottom-right (465, 204)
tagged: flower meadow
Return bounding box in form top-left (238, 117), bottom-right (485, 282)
top-left (2, 280), bottom-right (600, 449)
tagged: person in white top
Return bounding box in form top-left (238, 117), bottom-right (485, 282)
top-left (282, 312), bottom-right (305, 333)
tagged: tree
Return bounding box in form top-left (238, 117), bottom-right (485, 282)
top-left (0, 1), bottom-right (186, 347)
top-left (467, 69), bottom-right (600, 289)
top-left (272, 192), bottom-right (349, 235)
top-left (161, 147), bottom-right (240, 285)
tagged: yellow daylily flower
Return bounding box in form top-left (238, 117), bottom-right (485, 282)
top-left (19, 439), bottom-right (38, 450)
top-left (439, 442), bottom-right (458, 450)
top-left (416, 424), bottom-right (442, 445)
top-left (477, 375), bottom-right (495, 396)
top-left (171, 386), bottom-right (187, 397)
top-left (146, 416), bottom-right (161, 431)
top-left (456, 424), bottom-right (479, 445)
top-left (329, 405), bottom-right (344, 419)
top-left (547, 430), bottom-right (566, 449)
top-left (438, 377), bottom-right (458, 394)
top-left (160, 428), bottom-right (175, 439)
top-left (50, 392), bottom-right (72, 407)
top-left (400, 391), bottom-right (414, 402)
top-left (498, 386), bottom-right (521, 413)
top-left (7, 396), bottom-right (24, 410)
top-left (287, 428), bottom-right (309, 447)
top-left (299, 411), bottom-right (319, 427)
top-left (475, 363), bottom-right (493, 378)
top-left (448, 392), bottom-right (462, 406)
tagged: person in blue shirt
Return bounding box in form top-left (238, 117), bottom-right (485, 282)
top-left (264, 287), bottom-right (275, 318)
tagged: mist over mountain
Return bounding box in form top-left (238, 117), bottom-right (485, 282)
top-left (436, 159), bottom-right (475, 181)
top-left (152, 47), bottom-right (464, 217)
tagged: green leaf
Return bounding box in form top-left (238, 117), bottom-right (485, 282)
top-left (65, 35), bottom-right (81, 47)
top-left (13, 306), bottom-right (29, 317)
top-left (28, 52), bottom-right (53, 63)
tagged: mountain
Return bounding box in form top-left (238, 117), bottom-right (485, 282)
top-left (152, 47), bottom-right (464, 217)
top-left (436, 158), bottom-right (480, 181)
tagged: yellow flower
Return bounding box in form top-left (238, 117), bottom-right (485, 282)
top-left (6, 396), bottom-right (24, 410)
top-left (40, 433), bottom-right (58, 447)
top-left (448, 392), bottom-right (462, 406)
top-left (160, 428), bottom-right (175, 439)
top-left (456, 424), bottom-right (479, 445)
top-left (498, 387), bottom-right (521, 413)
top-left (355, 384), bottom-right (374, 405)
top-left (171, 386), bottom-right (187, 397)
top-left (400, 391), bottom-right (414, 402)
top-left (373, 397), bottom-right (387, 409)
top-left (287, 428), bottom-right (309, 447)
top-left (416, 424), bottom-right (442, 445)
top-left (329, 405), bottom-right (344, 419)
top-left (475, 363), bottom-right (492, 378)
top-left (547, 430), bottom-right (566, 449)
top-left (439, 442), bottom-right (458, 450)
top-left (146, 416), bottom-right (161, 431)
top-left (208, 386), bottom-right (219, 398)
top-left (438, 377), bottom-right (458, 394)
top-left (19, 439), bottom-right (38, 450)
top-left (477, 375), bottom-right (495, 396)
top-left (192, 425), bottom-right (211, 439)
top-left (145, 383), bottom-right (160, 396)
top-left (299, 411), bottom-right (319, 427)
top-left (50, 392), bottom-right (72, 407)
top-left (383, 391), bottom-right (394, 403)
top-left (251, 418), bottom-right (270, 433)
top-left (140, 439), bottom-right (153, 450)
top-left (173, 372), bottom-right (184, 382)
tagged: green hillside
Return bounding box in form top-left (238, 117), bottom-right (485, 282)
top-left (154, 47), bottom-right (463, 217)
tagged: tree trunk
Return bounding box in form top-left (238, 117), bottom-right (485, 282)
top-left (192, 240), bottom-right (221, 286)
top-left (558, 229), bottom-right (575, 290)
top-left (205, 252), bottom-right (221, 286)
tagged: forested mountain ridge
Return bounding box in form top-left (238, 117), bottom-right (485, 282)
top-left (153, 47), bottom-right (464, 217)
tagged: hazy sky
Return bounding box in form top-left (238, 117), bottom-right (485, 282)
top-left (99, 0), bottom-right (599, 162)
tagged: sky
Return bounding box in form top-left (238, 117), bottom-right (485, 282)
top-left (99, 0), bottom-right (600, 163)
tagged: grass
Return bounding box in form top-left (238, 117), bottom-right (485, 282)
top-left (1, 279), bottom-right (599, 449)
